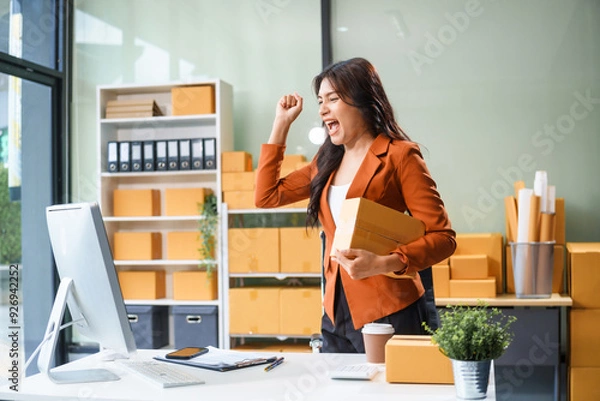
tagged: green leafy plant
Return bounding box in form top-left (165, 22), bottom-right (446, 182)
top-left (0, 165), bottom-right (21, 264)
top-left (423, 301), bottom-right (517, 361)
top-left (197, 193), bottom-right (218, 276)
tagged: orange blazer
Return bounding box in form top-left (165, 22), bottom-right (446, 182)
top-left (255, 134), bottom-right (456, 329)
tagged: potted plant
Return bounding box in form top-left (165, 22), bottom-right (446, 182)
top-left (197, 193), bottom-right (219, 273)
top-left (173, 193), bottom-right (219, 301)
top-left (423, 301), bottom-right (517, 400)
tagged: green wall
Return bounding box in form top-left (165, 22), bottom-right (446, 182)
top-left (73, 0), bottom-right (600, 241)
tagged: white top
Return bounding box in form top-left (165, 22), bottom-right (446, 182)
top-left (328, 183), bottom-right (350, 227)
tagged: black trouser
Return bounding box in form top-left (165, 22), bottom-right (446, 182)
top-left (320, 271), bottom-right (430, 353)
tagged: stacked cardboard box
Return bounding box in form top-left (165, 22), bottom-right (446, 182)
top-left (221, 151), bottom-right (310, 210)
top-left (228, 227), bottom-right (321, 274)
top-left (111, 186), bottom-right (213, 301)
top-left (229, 287), bottom-right (321, 336)
top-left (567, 243), bottom-right (600, 401)
top-left (433, 233), bottom-right (501, 298)
top-left (222, 151), bottom-right (255, 209)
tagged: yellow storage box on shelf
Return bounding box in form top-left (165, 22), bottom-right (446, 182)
top-left (223, 190), bottom-right (255, 210)
top-left (171, 85), bottom-right (215, 115)
top-left (570, 367), bottom-right (600, 401)
top-left (228, 287), bottom-right (280, 335)
top-left (279, 227), bottom-right (321, 273)
top-left (221, 171), bottom-right (255, 192)
top-left (569, 309), bottom-right (600, 367)
top-left (166, 231), bottom-right (211, 261)
top-left (172, 271), bottom-right (218, 301)
top-left (567, 242), bottom-right (600, 308)
top-left (221, 151), bottom-right (253, 172)
top-left (164, 187), bottom-right (211, 216)
top-left (228, 228), bottom-right (280, 273)
top-left (117, 270), bottom-right (166, 300)
top-left (113, 232), bottom-right (162, 260)
top-left (113, 189), bottom-right (160, 217)
top-left (279, 288), bottom-right (322, 336)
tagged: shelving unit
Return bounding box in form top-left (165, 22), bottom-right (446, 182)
top-left (97, 79), bottom-right (233, 349)
top-left (221, 204), bottom-right (322, 350)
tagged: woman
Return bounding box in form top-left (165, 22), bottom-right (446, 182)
top-left (255, 57), bottom-right (456, 353)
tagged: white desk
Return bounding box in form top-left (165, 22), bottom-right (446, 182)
top-left (0, 350), bottom-right (496, 401)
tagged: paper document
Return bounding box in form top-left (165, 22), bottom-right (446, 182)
top-left (154, 346), bottom-right (277, 372)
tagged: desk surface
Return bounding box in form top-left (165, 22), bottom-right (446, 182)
top-left (436, 293), bottom-right (572, 307)
top-left (0, 350), bottom-right (496, 401)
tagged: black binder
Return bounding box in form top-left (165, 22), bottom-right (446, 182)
top-left (191, 138), bottom-right (204, 170)
top-left (131, 142), bottom-right (142, 172)
top-left (107, 141), bottom-right (119, 172)
top-left (156, 140), bottom-right (167, 171)
top-left (203, 138), bottom-right (216, 170)
top-left (143, 141), bottom-right (155, 171)
top-left (167, 140), bottom-right (180, 170)
top-left (179, 139), bottom-right (191, 170)
top-left (119, 141), bottom-right (131, 172)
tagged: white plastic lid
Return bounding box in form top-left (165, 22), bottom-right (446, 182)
top-left (361, 323), bottom-right (395, 335)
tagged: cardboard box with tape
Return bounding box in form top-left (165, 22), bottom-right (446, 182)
top-left (330, 197), bottom-right (425, 257)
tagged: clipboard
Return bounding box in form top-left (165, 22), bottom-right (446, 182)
top-left (153, 347), bottom-right (277, 372)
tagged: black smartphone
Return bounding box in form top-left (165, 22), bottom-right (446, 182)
top-left (165, 347), bottom-right (209, 360)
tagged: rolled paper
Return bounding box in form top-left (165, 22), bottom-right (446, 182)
top-left (539, 213), bottom-right (556, 242)
top-left (528, 195), bottom-right (541, 242)
top-left (517, 188), bottom-right (533, 243)
top-left (547, 185), bottom-right (556, 214)
top-left (533, 171), bottom-right (548, 213)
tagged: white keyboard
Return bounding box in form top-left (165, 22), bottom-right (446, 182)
top-left (116, 360), bottom-right (205, 388)
top-left (328, 364), bottom-right (380, 380)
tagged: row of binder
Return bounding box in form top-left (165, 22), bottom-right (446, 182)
top-left (107, 138), bottom-right (217, 173)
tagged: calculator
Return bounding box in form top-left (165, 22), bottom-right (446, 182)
top-left (328, 364), bottom-right (380, 380)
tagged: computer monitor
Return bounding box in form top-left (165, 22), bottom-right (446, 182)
top-left (38, 202), bottom-right (136, 384)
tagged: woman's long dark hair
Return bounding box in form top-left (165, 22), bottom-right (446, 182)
top-left (306, 57), bottom-right (411, 228)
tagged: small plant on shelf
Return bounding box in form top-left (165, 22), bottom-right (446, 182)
top-left (197, 193), bottom-right (218, 277)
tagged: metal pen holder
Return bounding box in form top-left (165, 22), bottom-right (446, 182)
top-left (510, 241), bottom-right (555, 299)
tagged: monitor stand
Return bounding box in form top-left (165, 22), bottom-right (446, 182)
top-left (37, 277), bottom-right (121, 384)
